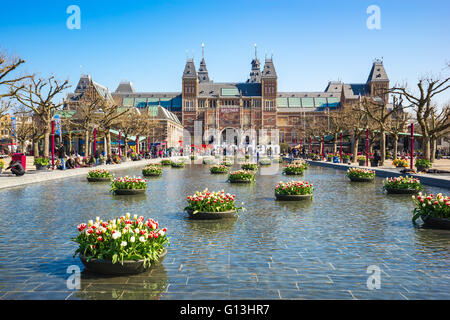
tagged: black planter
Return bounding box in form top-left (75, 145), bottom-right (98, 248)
top-left (421, 215), bottom-right (450, 230)
top-left (284, 171), bottom-right (304, 176)
top-left (228, 179), bottom-right (253, 183)
top-left (358, 160), bottom-right (366, 166)
top-left (275, 193), bottom-right (313, 201)
top-left (186, 209), bottom-right (237, 220)
top-left (113, 189), bottom-right (146, 195)
top-left (384, 187), bottom-right (419, 194)
top-left (35, 164), bottom-right (49, 170)
top-left (343, 158), bottom-right (350, 164)
top-left (210, 171), bottom-right (228, 174)
top-left (348, 176), bottom-right (374, 182)
top-left (79, 249), bottom-right (167, 275)
top-left (416, 165), bottom-right (428, 172)
top-left (370, 161), bottom-right (378, 167)
top-left (142, 172), bottom-right (162, 177)
top-left (87, 177), bottom-right (112, 182)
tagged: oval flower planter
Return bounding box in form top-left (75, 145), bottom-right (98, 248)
top-left (113, 189), bottom-right (146, 195)
top-left (284, 171), bottom-right (304, 176)
top-left (211, 171), bottom-right (228, 174)
top-left (275, 193), bottom-right (313, 201)
top-left (421, 215), bottom-right (450, 230)
top-left (79, 249), bottom-right (167, 275)
top-left (142, 172), bottom-right (162, 177)
top-left (35, 164), bottom-right (49, 171)
top-left (229, 179), bottom-right (253, 183)
top-left (87, 177), bottom-right (112, 182)
top-left (186, 208), bottom-right (237, 220)
top-left (384, 187), bottom-right (419, 194)
top-left (349, 176), bottom-right (374, 182)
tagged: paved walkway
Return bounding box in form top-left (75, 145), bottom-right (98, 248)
top-left (306, 159), bottom-right (450, 189)
top-left (0, 157), bottom-right (178, 190)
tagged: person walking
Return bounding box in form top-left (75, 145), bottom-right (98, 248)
top-left (58, 143), bottom-right (66, 170)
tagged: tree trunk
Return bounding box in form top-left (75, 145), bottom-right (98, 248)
top-left (333, 133), bottom-right (337, 154)
top-left (379, 129), bottom-right (386, 166)
top-left (84, 130), bottom-right (89, 157)
top-left (106, 130), bottom-right (112, 158)
top-left (430, 137), bottom-right (437, 162)
top-left (43, 129), bottom-right (50, 158)
top-left (393, 135), bottom-right (398, 160)
top-left (423, 135), bottom-right (431, 161)
top-left (352, 135), bottom-right (359, 164)
top-left (33, 140), bottom-right (40, 158)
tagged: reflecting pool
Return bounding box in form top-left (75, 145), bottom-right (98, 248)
top-left (0, 163), bottom-right (449, 299)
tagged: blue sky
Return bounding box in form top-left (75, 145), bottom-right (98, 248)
top-left (1, 0), bottom-right (449, 104)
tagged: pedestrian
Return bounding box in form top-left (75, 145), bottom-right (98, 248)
top-left (58, 143), bottom-right (66, 170)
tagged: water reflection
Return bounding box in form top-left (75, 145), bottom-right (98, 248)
top-left (1, 164), bottom-right (450, 299)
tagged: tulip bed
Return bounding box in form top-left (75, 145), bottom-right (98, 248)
top-left (110, 176), bottom-right (147, 193)
top-left (412, 193), bottom-right (450, 224)
top-left (184, 189), bottom-right (243, 214)
top-left (383, 176), bottom-right (423, 191)
top-left (228, 170), bottom-right (255, 182)
top-left (203, 157), bottom-right (215, 165)
top-left (346, 168), bottom-right (375, 180)
top-left (275, 180), bottom-right (314, 195)
top-left (283, 163), bottom-right (305, 175)
top-left (393, 159), bottom-right (409, 168)
top-left (73, 213), bottom-right (169, 268)
top-left (87, 169), bottom-right (113, 179)
top-left (210, 164), bottom-right (229, 174)
top-left (259, 158), bottom-right (272, 166)
top-left (142, 165), bottom-right (163, 176)
top-left (171, 161), bottom-right (185, 168)
top-left (160, 159), bottom-right (172, 166)
top-left (221, 160), bottom-right (233, 167)
top-left (241, 163), bottom-right (258, 171)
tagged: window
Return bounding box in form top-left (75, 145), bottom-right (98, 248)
top-left (184, 100), bottom-right (194, 111)
top-left (254, 100), bottom-right (261, 108)
top-left (265, 100), bottom-right (274, 111)
top-left (198, 100), bottom-right (205, 108)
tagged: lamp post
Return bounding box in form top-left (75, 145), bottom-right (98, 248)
top-left (340, 131), bottom-right (343, 162)
top-left (309, 137), bottom-right (312, 154)
top-left (410, 123), bottom-right (414, 170)
top-left (51, 120), bottom-right (55, 170)
top-left (366, 128), bottom-right (369, 167)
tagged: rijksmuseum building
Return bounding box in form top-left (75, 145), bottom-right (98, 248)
top-left (69, 48), bottom-right (389, 147)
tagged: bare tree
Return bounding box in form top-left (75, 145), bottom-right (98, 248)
top-left (429, 103), bottom-right (450, 161)
top-left (388, 105), bottom-right (410, 160)
top-left (0, 50), bottom-right (30, 105)
top-left (12, 76), bottom-right (71, 157)
top-left (390, 68), bottom-right (450, 160)
top-left (98, 102), bottom-right (129, 157)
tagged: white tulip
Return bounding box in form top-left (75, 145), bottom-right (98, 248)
top-left (133, 214), bottom-right (138, 220)
top-left (139, 236), bottom-right (146, 243)
top-left (121, 241), bottom-right (127, 247)
top-left (112, 231), bottom-right (121, 239)
top-left (96, 217), bottom-right (100, 222)
top-left (130, 236), bottom-right (135, 243)
top-left (88, 220), bottom-right (93, 226)
top-left (126, 212), bottom-right (131, 219)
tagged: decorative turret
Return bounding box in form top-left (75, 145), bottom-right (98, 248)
top-left (366, 59), bottom-right (389, 103)
top-left (198, 43), bottom-right (210, 83)
top-left (247, 44), bottom-right (261, 83)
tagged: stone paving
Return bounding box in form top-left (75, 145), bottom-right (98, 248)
top-left (0, 164), bottom-right (449, 300)
top-left (0, 157), bottom-right (178, 190)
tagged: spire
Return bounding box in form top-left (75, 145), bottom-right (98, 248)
top-left (182, 58), bottom-right (197, 79)
top-left (367, 59), bottom-right (389, 83)
top-left (198, 43), bottom-right (210, 83)
top-left (262, 56), bottom-right (277, 79)
top-left (247, 44), bottom-right (261, 83)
